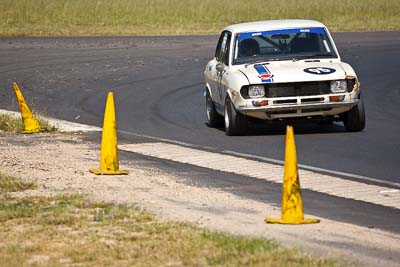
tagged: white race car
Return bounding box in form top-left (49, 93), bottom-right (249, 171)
top-left (204, 20), bottom-right (365, 135)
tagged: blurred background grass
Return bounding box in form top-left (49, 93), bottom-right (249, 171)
top-left (0, 0), bottom-right (399, 36)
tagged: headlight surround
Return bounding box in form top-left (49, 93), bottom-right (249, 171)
top-left (330, 80), bottom-right (347, 93)
top-left (248, 85), bottom-right (265, 98)
top-left (346, 78), bottom-right (356, 92)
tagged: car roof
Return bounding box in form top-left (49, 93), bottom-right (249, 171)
top-left (223, 19), bottom-right (327, 34)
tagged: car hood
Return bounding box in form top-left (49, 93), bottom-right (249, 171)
top-left (239, 61), bottom-right (347, 84)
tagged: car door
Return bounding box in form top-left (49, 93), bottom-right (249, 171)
top-left (205, 31), bottom-right (231, 106)
top-left (216, 31), bottom-right (231, 106)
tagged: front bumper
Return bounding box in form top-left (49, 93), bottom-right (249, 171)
top-left (235, 93), bottom-right (359, 120)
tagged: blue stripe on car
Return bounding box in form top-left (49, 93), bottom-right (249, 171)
top-left (254, 64), bottom-right (273, 83)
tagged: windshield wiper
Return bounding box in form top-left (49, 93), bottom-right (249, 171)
top-left (244, 58), bottom-right (286, 67)
top-left (291, 53), bottom-right (335, 61)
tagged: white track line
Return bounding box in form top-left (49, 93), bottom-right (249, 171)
top-left (120, 142), bottom-right (400, 210)
top-left (2, 108), bottom-right (399, 205)
top-left (117, 130), bottom-right (400, 189)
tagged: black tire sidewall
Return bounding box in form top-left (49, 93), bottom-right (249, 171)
top-left (225, 97), bottom-right (248, 136)
top-left (344, 93), bottom-right (366, 132)
top-left (206, 90), bottom-right (223, 127)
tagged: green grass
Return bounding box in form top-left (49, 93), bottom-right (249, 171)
top-left (0, 194), bottom-right (343, 267)
top-left (0, 171), bottom-right (37, 193)
top-left (0, 114), bottom-right (57, 133)
top-left (0, 114), bottom-right (21, 133)
top-left (0, 0), bottom-right (399, 36)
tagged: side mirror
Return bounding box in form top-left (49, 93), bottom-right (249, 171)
top-left (216, 63), bottom-right (225, 72)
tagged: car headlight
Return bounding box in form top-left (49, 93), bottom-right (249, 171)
top-left (248, 85), bottom-right (265, 98)
top-left (330, 80), bottom-right (347, 93)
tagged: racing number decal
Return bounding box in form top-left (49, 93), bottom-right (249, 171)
top-left (303, 67), bottom-right (336, 75)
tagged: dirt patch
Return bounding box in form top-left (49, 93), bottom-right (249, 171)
top-left (1, 133), bottom-right (399, 266)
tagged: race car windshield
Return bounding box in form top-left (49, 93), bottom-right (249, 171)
top-left (233, 28), bottom-right (337, 65)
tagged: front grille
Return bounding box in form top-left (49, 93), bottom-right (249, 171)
top-left (274, 99), bottom-right (297, 104)
top-left (265, 81), bottom-right (330, 98)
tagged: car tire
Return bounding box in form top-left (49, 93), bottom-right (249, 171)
top-left (224, 96), bottom-right (248, 136)
top-left (343, 93), bottom-right (366, 132)
top-left (206, 90), bottom-right (223, 127)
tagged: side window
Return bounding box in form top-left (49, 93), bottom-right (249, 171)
top-left (215, 31), bottom-right (232, 65)
top-left (215, 33), bottom-right (225, 59)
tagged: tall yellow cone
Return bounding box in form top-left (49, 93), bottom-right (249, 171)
top-left (12, 82), bottom-right (40, 134)
top-left (265, 126), bottom-right (319, 224)
top-left (89, 92), bottom-right (128, 175)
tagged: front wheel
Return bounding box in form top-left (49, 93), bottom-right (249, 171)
top-left (206, 90), bottom-right (223, 127)
top-left (224, 97), bottom-right (248, 136)
top-left (343, 93), bottom-right (366, 132)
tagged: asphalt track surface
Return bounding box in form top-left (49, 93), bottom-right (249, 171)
top-left (0, 33), bottom-right (400, 234)
top-left (1, 32), bottom-right (399, 183)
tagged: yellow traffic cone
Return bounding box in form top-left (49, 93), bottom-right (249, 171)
top-left (12, 82), bottom-right (40, 134)
top-left (89, 92), bottom-right (128, 175)
top-left (265, 126), bottom-right (319, 224)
